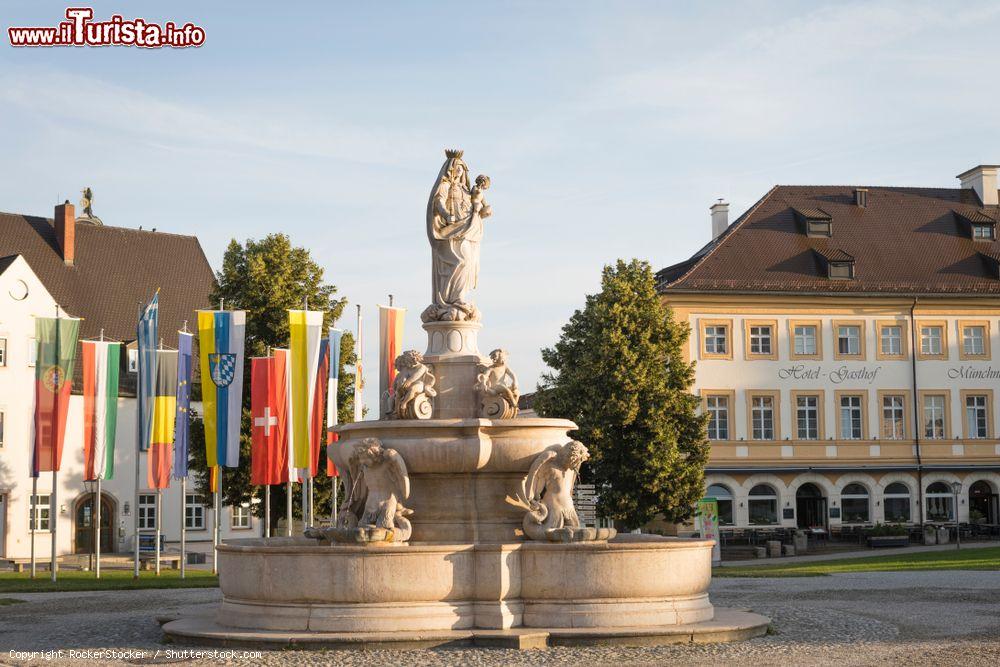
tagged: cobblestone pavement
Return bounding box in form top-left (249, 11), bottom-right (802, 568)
top-left (1, 571), bottom-right (998, 666)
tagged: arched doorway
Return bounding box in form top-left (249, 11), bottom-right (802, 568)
top-left (75, 493), bottom-right (115, 554)
top-left (796, 483), bottom-right (826, 528)
top-left (969, 481), bottom-right (998, 524)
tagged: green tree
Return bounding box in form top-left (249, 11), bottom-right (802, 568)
top-left (534, 259), bottom-right (709, 528)
top-left (188, 234), bottom-right (356, 532)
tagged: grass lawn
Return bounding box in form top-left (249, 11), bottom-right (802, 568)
top-left (0, 569), bottom-right (218, 593)
top-left (715, 546), bottom-right (1000, 577)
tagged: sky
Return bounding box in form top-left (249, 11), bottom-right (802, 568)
top-left (2, 1), bottom-right (1000, 411)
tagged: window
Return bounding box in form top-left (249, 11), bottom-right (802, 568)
top-left (883, 482), bottom-right (911, 523)
top-left (925, 482), bottom-right (955, 522)
top-left (750, 395), bottom-right (775, 440)
top-left (793, 325), bottom-right (817, 357)
top-left (28, 337), bottom-right (37, 366)
top-left (748, 484), bottom-right (778, 525)
top-left (959, 321), bottom-right (990, 360)
top-left (185, 494), bottom-right (205, 530)
top-left (29, 494), bottom-right (51, 531)
top-left (701, 320), bottom-right (733, 359)
top-left (839, 395), bottom-right (864, 439)
top-left (138, 493), bottom-right (156, 530)
top-left (841, 483), bottom-right (870, 523)
top-left (828, 261), bottom-right (855, 280)
top-left (128, 348), bottom-right (139, 373)
top-left (706, 484), bottom-right (733, 526)
top-left (807, 219), bottom-right (832, 237)
top-left (706, 395), bottom-right (729, 440)
top-left (880, 326), bottom-right (902, 356)
top-left (965, 394), bottom-right (989, 439)
top-left (0, 337), bottom-right (6, 366)
top-left (923, 394), bottom-right (947, 439)
top-left (231, 504), bottom-right (251, 529)
top-left (972, 223), bottom-right (995, 240)
top-left (918, 323), bottom-right (947, 359)
top-left (749, 326), bottom-right (772, 355)
top-left (834, 322), bottom-right (864, 359)
top-left (744, 320), bottom-right (777, 359)
top-left (881, 395), bottom-right (906, 440)
top-left (796, 395), bottom-right (819, 440)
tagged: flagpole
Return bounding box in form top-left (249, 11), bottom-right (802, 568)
top-left (50, 305), bottom-right (59, 583)
top-left (95, 478), bottom-right (101, 579)
top-left (355, 304), bottom-right (363, 422)
top-left (133, 301), bottom-right (142, 579)
top-left (213, 466), bottom-right (221, 575)
top-left (179, 475), bottom-right (186, 579)
top-left (286, 480), bottom-right (292, 536)
top-left (95, 328), bottom-right (103, 580)
top-left (155, 488), bottom-right (161, 576)
top-left (264, 485), bottom-right (271, 538)
top-left (30, 476), bottom-right (36, 578)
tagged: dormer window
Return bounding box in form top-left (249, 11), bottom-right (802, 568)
top-left (973, 223), bottom-right (995, 241)
top-left (794, 207), bottom-right (833, 237)
top-left (815, 248), bottom-right (855, 280)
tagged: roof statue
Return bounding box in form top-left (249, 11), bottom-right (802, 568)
top-left (76, 186), bottom-right (103, 225)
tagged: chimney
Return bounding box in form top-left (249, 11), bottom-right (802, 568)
top-left (54, 200), bottom-right (75, 265)
top-left (710, 199), bottom-right (729, 239)
top-left (854, 188), bottom-right (868, 208)
top-left (957, 165), bottom-right (999, 207)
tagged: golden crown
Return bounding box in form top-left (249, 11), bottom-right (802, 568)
top-left (445, 149), bottom-right (464, 158)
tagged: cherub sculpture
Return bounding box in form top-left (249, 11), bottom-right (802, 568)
top-left (509, 441), bottom-right (615, 542)
top-left (475, 348), bottom-right (519, 418)
top-left (387, 350), bottom-right (436, 419)
top-left (311, 437), bottom-right (412, 544)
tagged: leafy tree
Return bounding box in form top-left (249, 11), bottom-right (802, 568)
top-left (189, 234), bottom-right (356, 532)
top-left (534, 259), bottom-right (709, 528)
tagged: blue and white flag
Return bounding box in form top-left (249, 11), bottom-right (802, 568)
top-left (326, 328), bottom-right (343, 427)
top-left (173, 331), bottom-right (193, 479)
top-left (197, 310), bottom-right (247, 468)
top-left (137, 292), bottom-right (159, 452)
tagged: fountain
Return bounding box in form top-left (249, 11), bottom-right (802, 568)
top-left (162, 150), bottom-right (769, 649)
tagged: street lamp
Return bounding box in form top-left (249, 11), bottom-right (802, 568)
top-left (949, 481), bottom-right (962, 550)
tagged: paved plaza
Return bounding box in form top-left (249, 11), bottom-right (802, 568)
top-left (2, 570), bottom-right (998, 666)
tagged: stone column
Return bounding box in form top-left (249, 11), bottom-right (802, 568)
top-left (423, 320), bottom-right (488, 419)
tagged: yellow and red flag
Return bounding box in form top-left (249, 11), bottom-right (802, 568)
top-left (147, 349), bottom-right (178, 489)
top-left (378, 305), bottom-right (405, 416)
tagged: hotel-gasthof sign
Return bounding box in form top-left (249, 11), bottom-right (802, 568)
top-left (658, 164), bottom-right (1000, 533)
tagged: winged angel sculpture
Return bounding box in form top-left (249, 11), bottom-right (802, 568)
top-left (309, 437), bottom-right (413, 544)
top-left (509, 441), bottom-right (616, 542)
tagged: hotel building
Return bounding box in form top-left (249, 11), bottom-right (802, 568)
top-left (658, 165), bottom-right (1000, 532)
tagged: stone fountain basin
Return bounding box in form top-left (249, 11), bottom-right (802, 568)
top-left (333, 418), bottom-right (579, 543)
top-left (217, 535), bottom-right (715, 633)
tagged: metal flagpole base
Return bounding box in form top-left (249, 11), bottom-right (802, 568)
top-left (180, 476), bottom-right (187, 579)
top-left (155, 489), bottom-right (162, 576)
top-left (95, 479), bottom-right (102, 579)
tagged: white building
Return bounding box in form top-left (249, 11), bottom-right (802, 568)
top-left (0, 200), bottom-right (258, 564)
top-left (659, 165), bottom-right (1000, 533)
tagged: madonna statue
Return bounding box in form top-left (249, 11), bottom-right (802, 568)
top-left (422, 149), bottom-right (492, 322)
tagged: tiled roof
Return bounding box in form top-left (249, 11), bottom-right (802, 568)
top-left (815, 247), bottom-right (854, 262)
top-left (658, 186), bottom-right (1000, 295)
top-left (0, 211), bottom-right (215, 347)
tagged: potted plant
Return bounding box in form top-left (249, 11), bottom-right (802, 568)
top-left (866, 523), bottom-right (910, 548)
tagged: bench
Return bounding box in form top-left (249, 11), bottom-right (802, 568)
top-left (139, 554), bottom-right (182, 570)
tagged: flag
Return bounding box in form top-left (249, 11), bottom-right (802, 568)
top-left (198, 310), bottom-right (247, 468)
top-left (173, 331), bottom-right (193, 479)
top-left (354, 311), bottom-right (364, 422)
top-left (82, 341), bottom-right (120, 481)
top-left (251, 356), bottom-right (289, 486)
top-left (273, 348), bottom-right (293, 483)
top-left (136, 292), bottom-right (159, 452)
top-left (326, 328), bottom-right (344, 476)
top-left (210, 465), bottom-right (219, 493)
top-left (378, 305), bottom-right (405, 416)
top-left (32, 316), bottom-right (81, 474)
top-left (310, 338), bottom-right (329, 477)
top-left (147, 349), bottom-right (178, 489)
top-left (289, 310), bottom-right (323, 473)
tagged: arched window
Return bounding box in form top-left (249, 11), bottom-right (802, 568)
top-left (748, 484), bottom-right (778, 525)
top-left (883, 482), bottom-right (911, 523)
top-left (707, 484), bottom-right (734, 526)
top-left (841, 483), bottom-right (870, 523)
top-left (969, 481), bottom-right (997, 524)
top-left (925, 482), bottom-right (954, 522)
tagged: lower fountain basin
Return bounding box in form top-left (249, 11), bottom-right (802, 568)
top-left (215, 535), bottom-right (715, 633)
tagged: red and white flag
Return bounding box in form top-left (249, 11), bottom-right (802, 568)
top-left (251, 355), bottom-right (289, 486)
